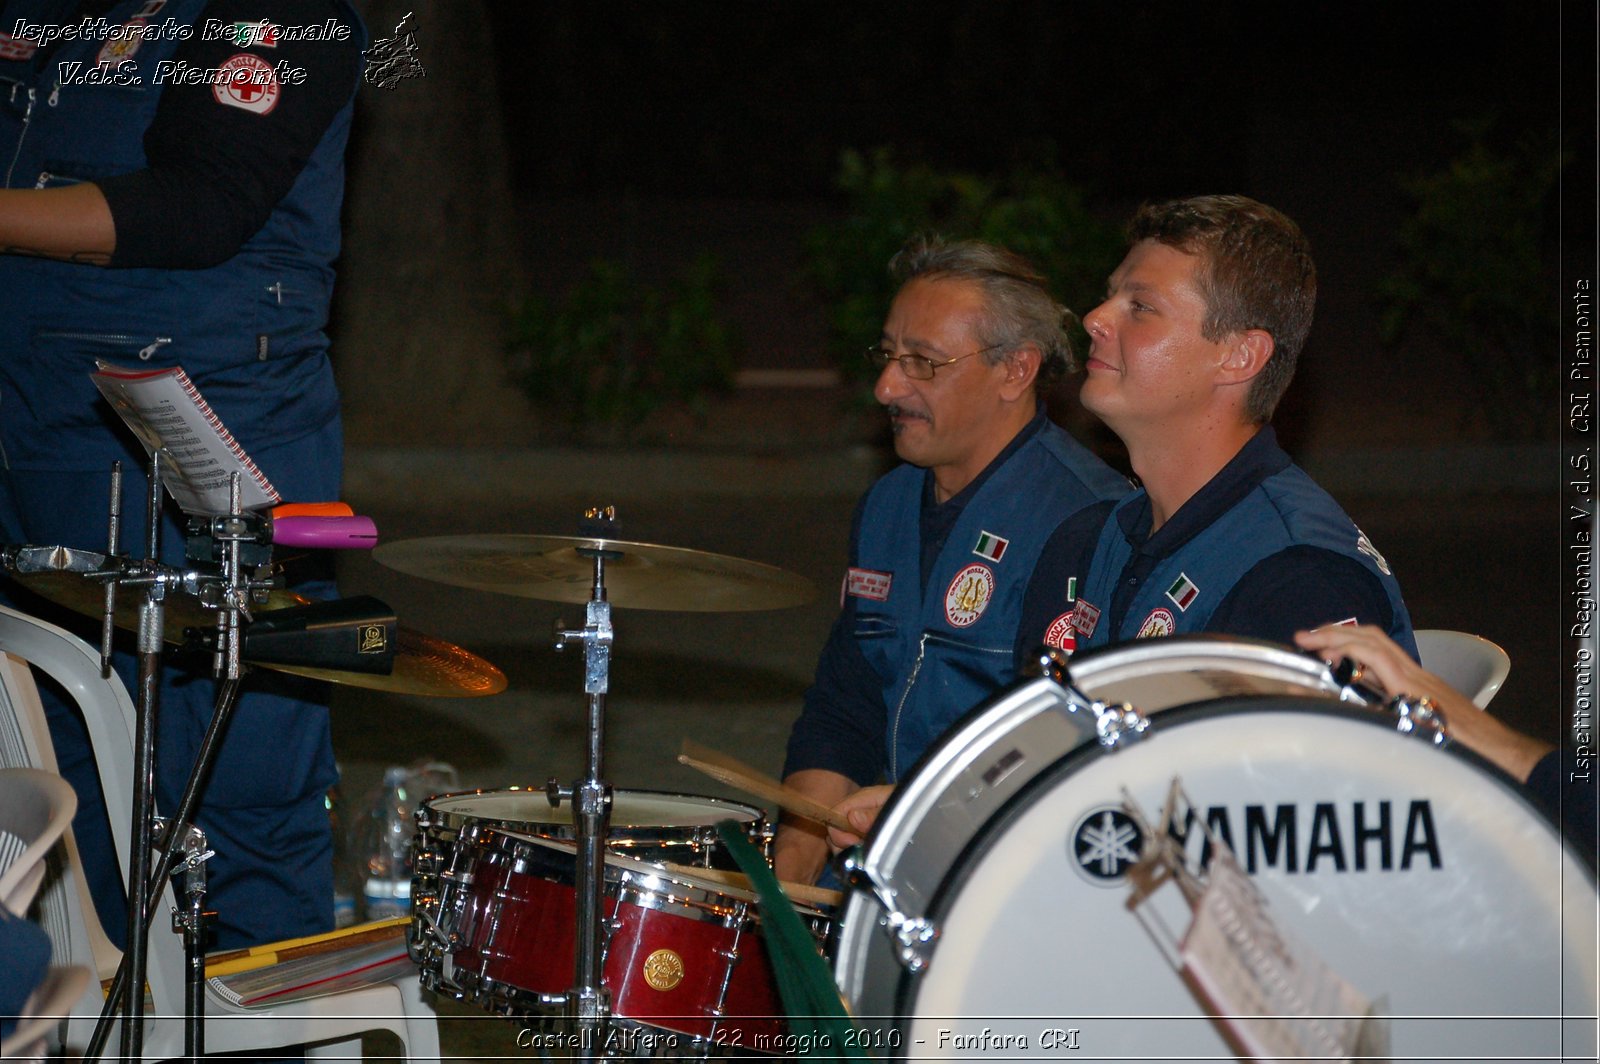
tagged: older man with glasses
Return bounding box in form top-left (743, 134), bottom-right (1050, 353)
top-left (773, 236), bottom-right (1129, 885)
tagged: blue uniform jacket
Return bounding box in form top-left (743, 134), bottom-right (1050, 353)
top-left (852, 420), bottom-right (1129, 779)
top-left (0, 0), bottom-right (355, 471)
top-left (1072, 429), bottom-right (1416, 656)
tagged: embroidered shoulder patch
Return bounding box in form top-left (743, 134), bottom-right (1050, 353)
top-left (1164, 572), bottom-right (1199, 612)
top-left (212, 53), bottom-right (281, 114)
top-left (1354, 527), bottom-right (1393, 576)
top-left (845, 567), bottom-right (892, 602)
top-left (1043, 611), bottom-right (1077, 653)
top-left (944, 563), bottom-right (995, 628)
top-left (0, 34), bottom-right (38, 60)
top-left (972, 530), bottom-right (1009, 563)
top-left (1137, 607), bottom-right (1176, 639)
top-left (1071, 598), bottom-right (1100, 638)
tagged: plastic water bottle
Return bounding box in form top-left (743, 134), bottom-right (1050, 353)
top-left (359, 766), bottom-right (414, 921)
top-left (326, 779), bottom-right (358, 928)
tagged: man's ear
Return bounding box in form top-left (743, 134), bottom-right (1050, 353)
top-left (999, 344), bottom-right (1041, 400)
top-left (1219, 329), bottom-right (1274, 384)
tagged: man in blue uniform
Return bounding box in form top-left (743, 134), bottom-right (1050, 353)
top-left (0, 0), bottom-right (362, 948)
top-left (773, 237), bottom-right (1130, 884)
top-left (1020, 195), bottom-right (1415, 660)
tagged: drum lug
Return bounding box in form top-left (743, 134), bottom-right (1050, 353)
top-left (1082, 697), bottom-right (1150, 749)
top-left (842, 850), bottom-right (941, 972)
top-left (1048, 657), bottom-right (1151, 749)
top-left (888, 915), bottom-right (939, 972)
top-left (1388, 694), bottom-right (1450, 747)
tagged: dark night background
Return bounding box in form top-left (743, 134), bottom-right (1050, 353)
top-left (486, 2), bottom-right (1557, 204)
top-left (319, 1), bottom-right (1596, 915)
top-left (327, 0), bottom-right (1592, 759)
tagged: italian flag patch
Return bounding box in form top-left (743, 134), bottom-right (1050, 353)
top-left (1165, 572), bottom-right (1200, 612)
top-left (972, 530), bottom-right (1009, 563)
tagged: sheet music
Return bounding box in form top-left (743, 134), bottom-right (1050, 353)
top-left (1180, 849), bottom-right (1383, 1062)
top-left (1123, 780), bottom-right (1389, 1063)
top-left (91, 361), bottom-right (280, 514)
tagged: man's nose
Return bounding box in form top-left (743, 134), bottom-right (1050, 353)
top-left (873, 356), bottom-right (913, 405)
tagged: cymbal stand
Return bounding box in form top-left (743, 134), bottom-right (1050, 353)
top-left (173, 822), bottom-right (215, 1061)
top-left (548, 512), bottom-right (620, 1059)
top-left (86, 471), bottom-right (260, 1063)
top-left (119, 451), bottom-right (165, 1063)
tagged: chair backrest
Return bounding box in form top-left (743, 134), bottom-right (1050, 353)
top-left (0, 606), bottom-right (186, 1013)
top-left (0, 606), bottom-right (440, 1064)
top-left (1413, 629), bottom-right (1511, 709)
top-left (0, 768), bottom-right (77, 916)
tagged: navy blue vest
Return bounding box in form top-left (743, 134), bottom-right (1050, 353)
top-left (851, 421), bottom-right (1129, 779)
top-left (1075, 463), bottom-right (1416, 654)
top-left (0, 0), bottom-right (359, 470)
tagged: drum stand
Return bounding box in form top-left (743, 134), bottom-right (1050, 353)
top-left (544, 508), bottom-right (624, 1060)
top-left (78, 464), bottom-right (260, 1063)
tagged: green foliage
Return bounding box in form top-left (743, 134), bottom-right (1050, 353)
top-left (804, 148), bottom-right (1124, 384)
top-left (506, 253), bottom-right (739, 437)
top-left (1377, 120), bottom-right (1563, 439)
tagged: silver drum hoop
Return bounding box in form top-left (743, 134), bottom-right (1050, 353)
top-left (835, 636), bottom-right (1354, 1020)
top-left (844, 697), bottom-right (1597, 1061)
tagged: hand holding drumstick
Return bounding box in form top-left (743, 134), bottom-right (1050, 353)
top-left (1294, 625), bottom-right (1550, 782)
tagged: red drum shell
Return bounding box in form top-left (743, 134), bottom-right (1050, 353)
top-left (451, 829), bottom-right (789, 1043)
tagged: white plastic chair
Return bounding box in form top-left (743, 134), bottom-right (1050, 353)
top-left (0, 603), bottom-right (440, 1061)
top-left (0, 767), bottom-right (77, 916)
top-left (1413, 628), bottom-right (1511, 709)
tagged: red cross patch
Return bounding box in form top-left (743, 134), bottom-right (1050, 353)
top-left (1043, 611), bottom-right (1077, 653)
top-left (212, 53), bottom-right (281, 114)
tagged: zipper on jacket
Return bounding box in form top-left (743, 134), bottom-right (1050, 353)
top-left (38, 331), bottom-right (173, 360)
top-left (3, 86), bottom-right (36, 188)
top-left (887, 632), bottom-right (931, 782)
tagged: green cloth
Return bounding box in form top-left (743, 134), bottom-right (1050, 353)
top-left (715, 820), bottom-right (872, 1059)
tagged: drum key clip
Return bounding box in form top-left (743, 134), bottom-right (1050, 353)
top-left (841, 851), bottom-right (940, 972)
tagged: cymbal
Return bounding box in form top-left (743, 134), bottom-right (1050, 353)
top-left (8, 569), bottom-right (506, 698)
top-left (264, 624), bottom-right (507, 697)
top-left (372, 534), bottom-right (816, 612)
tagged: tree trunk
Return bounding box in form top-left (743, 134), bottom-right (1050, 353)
top-left (331, 0), bottom-right (532, 445)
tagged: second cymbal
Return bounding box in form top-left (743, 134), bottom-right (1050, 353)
top-left (8, 568), bottom-right (506, 698)
top-left (372, 534), bottom-right (815, 612)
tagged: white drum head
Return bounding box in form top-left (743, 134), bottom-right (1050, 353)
top-left (886, 700), bottom-right (1596, 1062)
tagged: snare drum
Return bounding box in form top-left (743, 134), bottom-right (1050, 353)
top-left (835, 635), bottom-right (1352, 1020)
top-left (411, 788), bottom-right (768, 998)
top-left (836, 682), bottom-right (1598, 1060)
top-left (450, 829), bottom-right (824, 1052)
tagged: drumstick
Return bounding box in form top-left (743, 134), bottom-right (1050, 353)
top-left (677, 739), bottom-right (856, 834)
top-left (657, 860), bottom-right (845, 910)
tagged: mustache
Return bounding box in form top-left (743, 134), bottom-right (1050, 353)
top-left (884, 404), bottom-right (930, 421)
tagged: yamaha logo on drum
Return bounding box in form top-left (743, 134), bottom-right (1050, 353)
top-left (1070, 797), bottom-right (1444, 885)
top-left (1070, 807), bottom-right (1145, 885)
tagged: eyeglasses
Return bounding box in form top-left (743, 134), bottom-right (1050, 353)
top-left (864, 343), bottom-right (1005, 381)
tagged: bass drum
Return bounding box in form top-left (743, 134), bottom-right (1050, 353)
top-left (839, 696), bottom-right (1598, 1063)
top-left (833, 635), bottom-right (1353, 1022)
